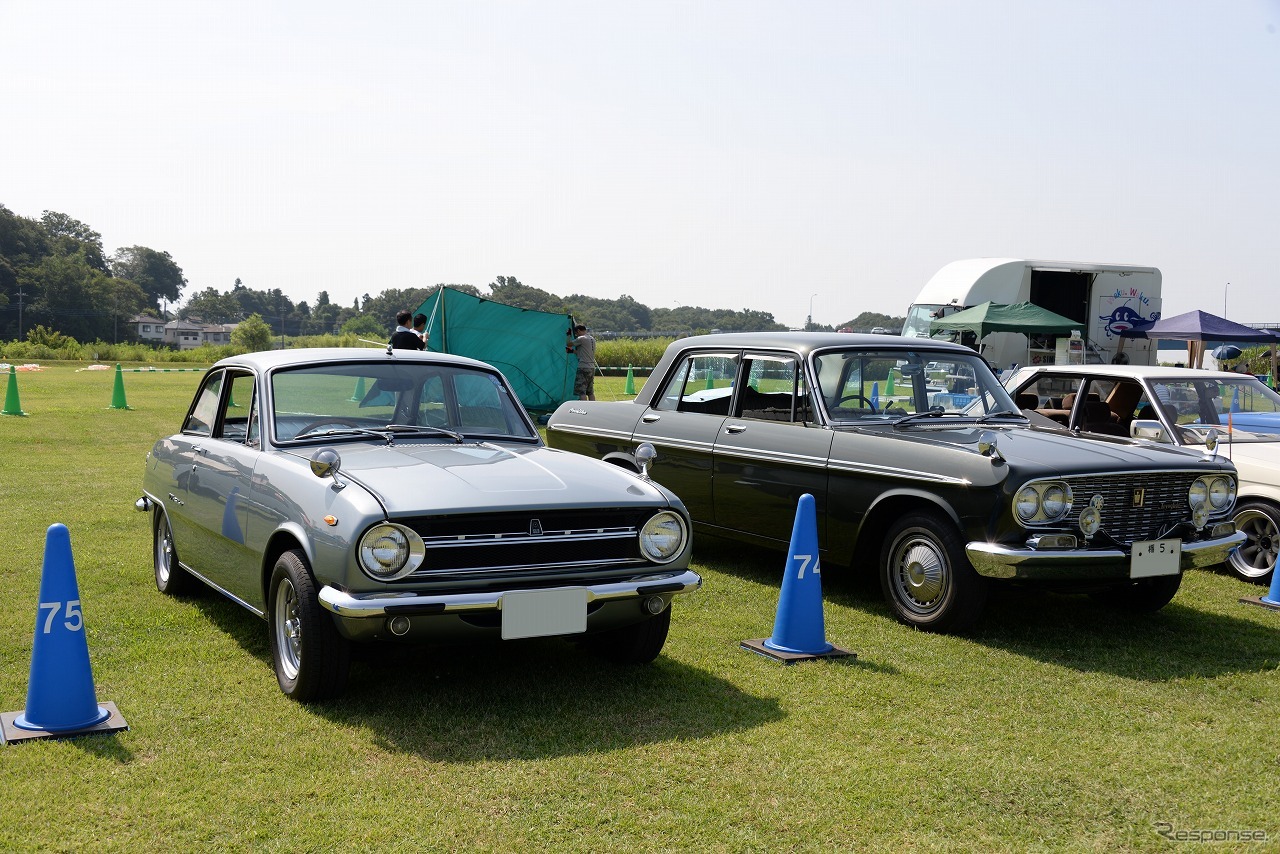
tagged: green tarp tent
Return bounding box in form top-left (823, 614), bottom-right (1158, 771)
top-left (414, 287), bottom-right (578, 414)
top-left (929, 301), bottom-right (1083, 339)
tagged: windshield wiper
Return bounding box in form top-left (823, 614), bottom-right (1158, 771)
top-left (976, 410), bottom-right (1027, 423)
top-left (293, 426), bottom-right (389, 441)
top-left (383, 423), bottom-right (464, 443)
top-left (892, 407), bottom-right (967, 428)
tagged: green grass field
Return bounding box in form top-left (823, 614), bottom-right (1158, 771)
top-left (2, 362), bottom-right (1279, 851)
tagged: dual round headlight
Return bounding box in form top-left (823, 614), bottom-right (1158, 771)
top-left (358, 523), bottom-right (426, 581)
top-left (1188, 476), bottom-right (1236, 513)
top-left (639, 511), bottom-right (688, 563)
top-left (1015, 481), bottom-right (1074, 525)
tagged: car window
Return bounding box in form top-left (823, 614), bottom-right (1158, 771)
top-left (815, 350), bottom-right (1015, 422)
top-left (218, 371), bottom-right (257, 445)
top-left (736, 354), bottom-right (809, 422)
top-left (183, 370), bottom-right (224, 436)
top-left (654, 352), bottom-right (738, 415)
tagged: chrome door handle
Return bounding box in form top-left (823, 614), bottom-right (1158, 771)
top-left (724, 424), bottom-right (747, 434)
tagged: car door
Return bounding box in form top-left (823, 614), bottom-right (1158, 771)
top-left (712, 351), bottom-right (833, 545)
top-left (183, 369), bottom-right (264, 606)
top-left (163, 368), bottom-right (226, 558)
top-left (631, 350), bottom-right (739, 524)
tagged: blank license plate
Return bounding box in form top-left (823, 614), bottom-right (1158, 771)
top-left (501, 588), bottom-right (588, 640)
top-left (1130, 539), bottom-right (1181, 578)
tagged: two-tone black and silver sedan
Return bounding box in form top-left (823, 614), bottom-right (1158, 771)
top-left (547, 332), bottom-right (1244, 632)
top-left (139, 348), bottom-right (699, 701)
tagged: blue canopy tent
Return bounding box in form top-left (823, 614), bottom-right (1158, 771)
top-left (1120, 309), bottom-right (1273, 369)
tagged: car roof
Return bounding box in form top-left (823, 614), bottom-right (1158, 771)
top-left (1013, 363), bottom-right (1244, 383)
top-left (207, 347), bottom-right (495, 373)
top-left (663, 331), bottom-right (978, 359)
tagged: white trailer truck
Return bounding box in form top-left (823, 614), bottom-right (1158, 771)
top-left (902, 258), bottom-right (1162, 369)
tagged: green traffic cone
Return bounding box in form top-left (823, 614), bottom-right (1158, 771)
top-left (705, 372), bottom-right (715, 391)
top-left (2, 364), bottom-right (28, 416)
top-left (885, 371), bottom-right (894, 395)
top-left (624, 365), bottom-right (636, 395)
top-left (108, 364), bottom-right (132, 410)
top-left (350, 376), bottom-right (366, 402)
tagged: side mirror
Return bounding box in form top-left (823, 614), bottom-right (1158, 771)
top-left (1129, 420), bottom-right (1170, 443)
top-left (310, 447), bottom-right (347, 489)
top-left (635, 442), bottom-right (658, 479)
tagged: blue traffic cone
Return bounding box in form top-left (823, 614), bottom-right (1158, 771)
top-left (1240, 563), bottom-right (1280, 612)
top-left (741, 494), bottom-right (853, 662)
top-left (2, 524), bottom-right (128, 744)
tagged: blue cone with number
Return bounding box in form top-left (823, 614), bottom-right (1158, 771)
top-left (763, 494), bottom-right (834, 655)
top-left (13, 524), bottom-right (110, 733)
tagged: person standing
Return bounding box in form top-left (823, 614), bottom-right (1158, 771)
top-left (412, 313), bottom-right (429, 347)
top-left (390, 310), bottom-right (425, 350)
top-left (566, 323), bottom-right (597, 400)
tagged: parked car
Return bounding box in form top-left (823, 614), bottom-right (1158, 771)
top-left (138, 348), bottom-right (699, 701)
top-left (1005, 363), bottom-right (1280, 584)
top-left (546, 332), bottom-right (1244, 631)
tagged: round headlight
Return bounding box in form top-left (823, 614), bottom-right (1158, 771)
top-left (639, 511), bottom-right (688, 563)
top-left (1015, 486), bottom-right (1041, 523)
top-left (1188, 478), bottom-right (1209, 509)
top-left (1208, 476), bottom-right (1234, 510)
top-left (1191, 502), bottom-right (1210, 529)
top-left (1041, 484), bottom-right (1071, 520)
top-left (358, 523), bottom-right (425, 581)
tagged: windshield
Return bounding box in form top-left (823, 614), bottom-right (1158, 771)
top-left (902, 304), bottom-right (944, 338)
top-left (1147, 376), bottom-right (1280, 443)
top-left (813, 349), bottom-right (1018, 424)
top-left (270, 361), bottom-right (538, 444)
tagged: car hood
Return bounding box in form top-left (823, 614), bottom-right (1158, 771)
top-left (289, 442), bottom-right (669, 515)
top-left (1191, 439), bottom-right (1280, 486)
top-left (873, 422), bottom-right (1225, 475)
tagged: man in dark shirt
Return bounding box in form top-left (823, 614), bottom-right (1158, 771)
top-left (390, 310), bottom-right (425, 350)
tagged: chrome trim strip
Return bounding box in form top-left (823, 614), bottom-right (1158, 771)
top-left (547, 423), bottom-right (635, 440)
top-left (412, 558), bottom-right (647, 578)
top-left (423, 529), bottom-right (635, 546)
top-left (178, 561), bottom-right (265, 617)
top-left (319, 569), bottom-right (703, 618)
top-left (827, 459), bottom-right (971, 485)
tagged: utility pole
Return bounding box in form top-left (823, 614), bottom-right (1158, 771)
top-left (16, 289), bottom-right (27, 340)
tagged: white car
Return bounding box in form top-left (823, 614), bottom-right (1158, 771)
top-left (1005, 364), bottom-right (1280, 584)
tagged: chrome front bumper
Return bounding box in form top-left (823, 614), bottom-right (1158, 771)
top-left (319, 569), bottom-right (703, 618)
top-left (966, 530), bottom-right (1246, 581)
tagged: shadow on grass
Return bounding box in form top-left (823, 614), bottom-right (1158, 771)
top-left (190, 591), bottom-right (785, 761)
top-left (695, 536), bottom-right (1280, 682)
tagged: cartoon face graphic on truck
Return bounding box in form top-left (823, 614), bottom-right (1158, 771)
top-left (1101, 305), bottom-right (1158, 339)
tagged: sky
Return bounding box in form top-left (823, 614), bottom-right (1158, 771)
top-left (3, 1), bottom-right (1278, 330)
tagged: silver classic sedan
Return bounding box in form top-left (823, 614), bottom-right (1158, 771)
top-left (138, 348), bottom-right (699, 701)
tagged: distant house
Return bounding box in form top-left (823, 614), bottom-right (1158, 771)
top-left (163, 319), bottom-right (238, 350)
top-left (128, 315), bottom-right (168, 344)
top-left (122, 317), bottom-right (238, 350)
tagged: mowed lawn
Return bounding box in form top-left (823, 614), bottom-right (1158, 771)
top-left (1, 361), bottom-right (1279, 851)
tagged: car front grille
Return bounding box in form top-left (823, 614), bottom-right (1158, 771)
top-left (396, 508), bottom-right (653, 586)
top-left (1063, 472), bottom-right (1196, 545)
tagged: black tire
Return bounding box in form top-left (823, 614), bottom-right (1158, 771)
top-left (268, 549), bottom-right (351, 702)
top-left (880, 512), bottom-right (988, 632)
top-left (1228, 500), bottom-right (1279, 585)
top-left (153, 511), bottom-right (198, 596)
top-left (1091, 573), bottom-right (1183, 613)
top-left (583, 607), bottom-right (672, 664)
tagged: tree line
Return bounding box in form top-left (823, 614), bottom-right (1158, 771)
top-left (2, 204), bottom-right (902, 346)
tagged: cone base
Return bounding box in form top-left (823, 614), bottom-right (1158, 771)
top-left (2, 701), bottom-right (128, 746)
top-left (740, 638), bottom-right (855, 664)
top-left (1239, 595), bottom-right (1280, 611)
